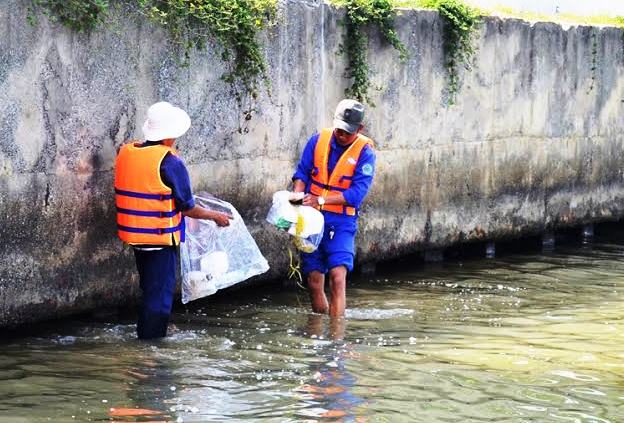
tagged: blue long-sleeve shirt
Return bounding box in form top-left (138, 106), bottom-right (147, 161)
top-left (292, 131), bottom-right (376, 226)
top-left (141, 141), bottom-right (195, 213)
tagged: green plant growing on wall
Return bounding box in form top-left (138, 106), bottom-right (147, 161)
top-left (419, 0), bottom-right (480, 104)
top-left (138, 0), bottom-right (276, 100)
top-left (334, 0), bottom-right (407, 104)
top-left (29, 0), bottom-right (109, 31)
top-left (30, 0), bottom-right (276, 100)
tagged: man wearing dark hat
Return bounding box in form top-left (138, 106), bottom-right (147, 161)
top-left (292, 99), bottom-right (376, 317)
top-left (115, 102), bottom-right (231, 339)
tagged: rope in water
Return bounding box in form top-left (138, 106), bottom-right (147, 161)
top-left (287, 245), bottom-right (306, 290)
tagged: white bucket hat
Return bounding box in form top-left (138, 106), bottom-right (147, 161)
top-left (142, 101), bottom-right (191, 141)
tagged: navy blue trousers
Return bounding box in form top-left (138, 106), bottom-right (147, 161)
top-left (133, 247), bottom-right (177, 340)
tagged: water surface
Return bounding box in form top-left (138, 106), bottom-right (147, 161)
top-left (1, 238), bottom-right (623, 422)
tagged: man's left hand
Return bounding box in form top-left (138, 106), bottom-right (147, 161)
top-left (302, 194), bottom-right (319, 207)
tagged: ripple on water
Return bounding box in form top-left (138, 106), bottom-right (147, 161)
top-left (550, 369), bottom-right (601, 382)
top-left (35, 324), bottom-right (137, 345)
top-left (346, 308), bottom-right (414, 320)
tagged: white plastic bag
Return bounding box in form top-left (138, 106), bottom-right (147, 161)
top-left (266, 191), bottom-right (298, 229)
top-left (180, 193), bottom-right (269, 304)
top-left (266, 190), bottom-right (324, 253)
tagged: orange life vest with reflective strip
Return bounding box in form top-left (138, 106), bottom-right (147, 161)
top-left (310, 128), bottom-right (373, 216)
top-left (114, 142), bottom-right (183, 246)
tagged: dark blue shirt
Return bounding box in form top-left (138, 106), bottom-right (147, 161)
top-left (292, 131), bottom-right (376, 226)
top-left (141, 141), bottom-right (195, 212)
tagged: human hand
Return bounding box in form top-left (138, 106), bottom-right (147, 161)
top-left (212, 212), bottom-right (231, 227)
top-left (302, 194), bottom-right (319, 207)
top-left (289, 191), bottom-right (304, 204)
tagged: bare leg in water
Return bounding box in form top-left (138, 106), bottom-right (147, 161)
top-left (328, 266), bottom-right (347, 317)
top-left (308, 270), bottom-right (328, 314)
top-left (308, 266), bottom-right (347, 317)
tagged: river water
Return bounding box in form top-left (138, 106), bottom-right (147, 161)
top-left (1, 234), bottom-right (623, 422)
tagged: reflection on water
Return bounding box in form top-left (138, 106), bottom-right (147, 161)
top-left (1, 238), bottom-right (624, 422)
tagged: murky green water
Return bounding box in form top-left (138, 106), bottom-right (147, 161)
top-left (1, 239), bottom-right (624, 422)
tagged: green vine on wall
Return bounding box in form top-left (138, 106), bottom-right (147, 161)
top-left (420, 0), bottom-right (480, 104)
top-left (337, 0), bottom-right (407, 104)
top-left (29, 0), bottom-right (276, 100)
top-left (29, 0), bottom-right (109, 32)
top-left (138, 0), bottom-right (276, 99)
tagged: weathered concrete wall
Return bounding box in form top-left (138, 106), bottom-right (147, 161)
top-left (1, 0), bottom-right (624, 326)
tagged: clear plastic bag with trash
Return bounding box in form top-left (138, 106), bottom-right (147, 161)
top-left (266, 191), bottom-right (324, 253)
top-left (180, 192), bottom-right (269, 304)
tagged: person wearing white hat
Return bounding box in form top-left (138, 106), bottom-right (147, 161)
top-left (291, 99), bottom-right (376, 318)
top-left (114, 101), bottom-right (231, 340)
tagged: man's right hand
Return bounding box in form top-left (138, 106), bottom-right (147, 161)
top-left (182, 205), bottom-right (231, 227)
top-left (212, 212), bottom-right (231, 227)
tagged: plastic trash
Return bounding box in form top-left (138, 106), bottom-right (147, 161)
top-left (266, 190), bottom-right (324, 253)
top-left (266, 191), bottom-right (298, 228)
top-left (181, 193), bottom-right (269, 304)
top-left (200, 251), bottom-right (228, 278)
top-left (186, 270), bottom-right (217, 297)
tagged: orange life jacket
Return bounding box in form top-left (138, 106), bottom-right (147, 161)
top-left (310, 128), bottom-right (373, 216)
top-left (114, 142), bottom-right (183, 245)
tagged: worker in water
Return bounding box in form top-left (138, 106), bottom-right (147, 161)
top-left (114, 101), bottom-right (231, 339)
top-left (291, 99), bottom-right (376, 317)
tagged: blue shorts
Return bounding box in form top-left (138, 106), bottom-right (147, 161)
top-left (301, 222), bottom-right (357, 274)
